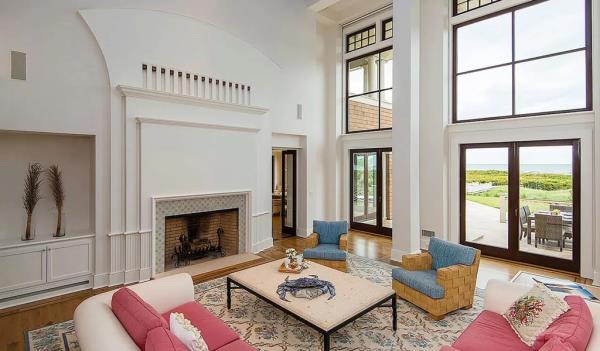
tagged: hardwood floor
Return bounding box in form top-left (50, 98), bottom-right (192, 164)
top-left (1, 229), bottom-right (595, 351)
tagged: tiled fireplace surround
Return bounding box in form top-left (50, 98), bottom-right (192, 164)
top-left (153, 192), bottom-right (249, 274)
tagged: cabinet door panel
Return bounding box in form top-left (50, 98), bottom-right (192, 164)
top-left (47, 240), bottom-right (91, 282)
top-left (0, 246), bottom-right (46, 293)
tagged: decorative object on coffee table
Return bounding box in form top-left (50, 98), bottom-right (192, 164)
top-left (47, 165), bottom-right (66, 237)
top-left (22, 162), bottom-right (43, 241)
top-left (276, 275), bottom-right (336, 301)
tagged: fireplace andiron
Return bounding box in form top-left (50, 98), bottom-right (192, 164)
top-left (172, 227), bottom-right (225, 267)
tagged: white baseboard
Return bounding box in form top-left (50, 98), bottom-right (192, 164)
top-left (124, 269), bottom-right (140, 284)
top-left (93, 273), bottom-right (109, 288)
top-left (391, 248), bottom-right (421, 262)
top-left (252, 238), bottom-right (273, 253)
top-left (109, 271), bottom-right (125, 286)
top-left (139, 267), bottom-right (152, 282)
top-left (593, 271), bottom-right (600, 287)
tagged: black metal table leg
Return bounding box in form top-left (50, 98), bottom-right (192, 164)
top-left (392, 295), bottom-right (397, 331)
top-left (227, 277), bottom-right (232, 309)
top-left (323, 332), bottom-right (330, 351)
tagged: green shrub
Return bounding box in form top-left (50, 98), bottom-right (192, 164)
top-left (466, 170), bottom-right (571, 191)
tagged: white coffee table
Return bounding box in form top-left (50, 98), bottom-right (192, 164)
top-left (227, 260), bottom-right (397, 351)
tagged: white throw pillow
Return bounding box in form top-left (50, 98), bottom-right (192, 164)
top-left (503, 283), bottom-right (570, 346)
top-left (169, 312), bottom-right (209, 351)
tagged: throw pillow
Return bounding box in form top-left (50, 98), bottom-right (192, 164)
top-left (504, 283), bottom-right (570, 347)
top-left (170, 312), bottom-right (209, 351)
top-left (111, 287), bottom-right (168, 349)
top-left (145, 327), bottom-right (188, 351)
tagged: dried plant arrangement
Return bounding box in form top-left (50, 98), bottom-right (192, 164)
top-left (47, 165), bottom-right (65, 237)
top-left (22, 162), bottom-right (43, 240)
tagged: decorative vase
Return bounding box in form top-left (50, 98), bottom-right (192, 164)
top-left (284, 257), bottom-right (291, 267)
top-left (53, 210), bottom-right (66, 237)
top-left (22, 213), bottom-right (36, 241)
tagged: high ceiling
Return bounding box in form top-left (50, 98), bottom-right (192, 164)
top-left (306, 0), bottom-right (392, 24)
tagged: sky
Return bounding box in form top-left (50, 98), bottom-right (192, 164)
top-left (467, 146), bottom-right (572, 165)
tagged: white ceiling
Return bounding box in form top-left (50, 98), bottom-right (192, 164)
top-left (307, 0), bottom-right (392, 24)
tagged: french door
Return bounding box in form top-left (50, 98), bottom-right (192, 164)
top-left (350, 148), bottom-right (392, 235)
top-left (460, 140), bottom-right (580, 272)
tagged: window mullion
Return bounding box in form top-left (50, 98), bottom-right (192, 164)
top-left (511, 10), bottom-right (516, 116)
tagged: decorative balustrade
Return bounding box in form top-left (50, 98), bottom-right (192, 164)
top-left (141, 64), bottom-right (252, 106)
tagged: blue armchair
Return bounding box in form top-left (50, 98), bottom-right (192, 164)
top-left (303, 220), bottom-right (348, 272)
top-left (391, 237), bottom-right (480, 320)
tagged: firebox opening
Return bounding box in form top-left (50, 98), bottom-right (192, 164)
top-left (164, 208), bottom-right (239, 271)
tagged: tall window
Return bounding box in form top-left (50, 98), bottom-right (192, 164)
top-left (453, 0), bottom-right (592, 122)
top-left (346, 48), bottom-right (393, 132)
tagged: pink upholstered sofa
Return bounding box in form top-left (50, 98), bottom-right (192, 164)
top-left (441, 280), bottom-right (600, 351)
top-left (74, 273), bottom-right (254, 351)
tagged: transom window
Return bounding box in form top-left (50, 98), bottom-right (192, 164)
top-left (347, 25), bottom-right (376, 53)
top-left (382, 18), bottom-right (393, 40)
top-left (346, 47), bottom-right (393, 133)
top-left (455, 0), bottom-right (503, 16)
top-left (453, 0), bottom-right (592, 122)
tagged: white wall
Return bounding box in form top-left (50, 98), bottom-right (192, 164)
top-left (0, 132), bottom-right (94, 241)
top-left (0, 0), bottom-right (337, 288)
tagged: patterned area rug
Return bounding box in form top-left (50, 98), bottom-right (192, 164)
top-left (26, 254), bottom-right (484, 351)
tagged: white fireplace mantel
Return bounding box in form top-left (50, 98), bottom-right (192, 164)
top-left (118, 85), bottom-right (269, 115)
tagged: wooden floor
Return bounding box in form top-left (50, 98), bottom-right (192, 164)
top-left (1, 229), bottom-right (594, 351)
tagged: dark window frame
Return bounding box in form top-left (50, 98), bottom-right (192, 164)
top-left (382, 18), bottom-right (393, 40)
top-left (452, 0), bottom-right (593, 124)
top-left (345, 46), bottom-right (393, 134)
top-left (346, 24), bottom-right (376, 53)
top-left (454, 0), bottom-right (503, 16)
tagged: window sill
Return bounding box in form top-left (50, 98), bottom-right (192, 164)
top-left (447, 111), bottom-right (595, 134)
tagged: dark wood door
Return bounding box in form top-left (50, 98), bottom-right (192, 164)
top-left (281, 150), bottom-right (297, 236)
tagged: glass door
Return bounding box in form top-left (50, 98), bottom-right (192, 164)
top-left (350, 148), bottom-right (392, 235)
top-left (460, 140), bottom-right (580, 273)
top-left (281, 150), bottom-right (296, 236)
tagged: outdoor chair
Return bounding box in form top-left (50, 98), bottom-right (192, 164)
top-left (518, 207), bottom-right (534, 240)
top-left (549, 204), bottom-right (573, 213)
top-left (534, 213), bottom-right (566, 251)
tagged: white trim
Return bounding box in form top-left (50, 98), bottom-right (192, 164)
top-left (252, 210), bottom-right (270, 217)
top-left (447, 112), bottom-right (595, 134)
top-left (391, 248), bottom-right (420, 262)
top-left (594, 271), bottom-right (600, 287)
top-left (93, 273), bottom-right (109, 288)
top-left (118, 85), bottom-right (269, 114)
top-left (252, 237), bottom-right (273, 253)
top-left (450, 0), bottom-right (536, 25)
top-left (136, 117), bottom-right (260, 133)
top-left (0, 234), bottom-right (95, 250)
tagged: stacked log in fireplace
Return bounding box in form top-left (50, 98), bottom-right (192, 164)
top-left (172, 226), bottom-right (225, 268)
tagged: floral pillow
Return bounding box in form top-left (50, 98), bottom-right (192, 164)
top-left (169, 312), bottom-right (209, 351)
top-left (503, 283), bottom-right (570, 347)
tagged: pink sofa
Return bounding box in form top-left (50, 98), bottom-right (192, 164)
top-left (74, 273), bottom-right (255, 351)
top-left (441, 280), bottom-right (600, 351)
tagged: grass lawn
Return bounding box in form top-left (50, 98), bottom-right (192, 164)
top-left (467, 185), bottom-right (572, 212)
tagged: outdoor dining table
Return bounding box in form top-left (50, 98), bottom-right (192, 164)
top-left (526, 211), bottom-right (573, 245)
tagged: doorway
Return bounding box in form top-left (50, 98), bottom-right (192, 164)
top-left (349, 148), bottom-right (392, 235)
top-left (460, 140), bottom-right (580, 272)
top-left (272, 149), bottom-right (297, 239)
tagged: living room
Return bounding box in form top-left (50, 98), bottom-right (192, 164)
top-left (1, 0), bottom-right (599, 350)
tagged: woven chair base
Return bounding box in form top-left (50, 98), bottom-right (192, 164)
top-left (392, 280), bottom-right (475, 320)
top-left (307, 259), bottom-right (347, 272)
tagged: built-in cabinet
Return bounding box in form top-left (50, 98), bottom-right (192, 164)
top-left (0, 235), bottom-right (93, 308)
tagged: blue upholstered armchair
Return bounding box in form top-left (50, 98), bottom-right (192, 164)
top-left (302, 220), bottom-right (348, 272)
top-left (391, 237), bottom-right (481, 320)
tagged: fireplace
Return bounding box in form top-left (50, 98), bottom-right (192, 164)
top-left (164, 209), bottom-right (239, 271)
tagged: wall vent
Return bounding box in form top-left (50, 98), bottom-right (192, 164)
top-left (421, 229), bottom-right (435, 238)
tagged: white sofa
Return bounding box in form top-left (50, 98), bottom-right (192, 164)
top-left (485, 280), bottom-right (600, 350)
top-left (73, 273), bottom-right (194, 351)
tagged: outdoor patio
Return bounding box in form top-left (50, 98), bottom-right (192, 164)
top-left (465, 200), bottom-right (572, 260)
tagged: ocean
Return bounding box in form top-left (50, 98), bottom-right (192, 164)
top-left (467, 164), bottom-right (572, 174)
